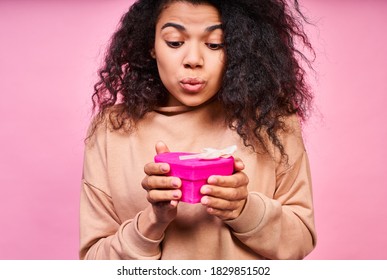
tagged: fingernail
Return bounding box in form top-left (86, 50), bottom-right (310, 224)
top-left (161, 164), bottom-right (169, 172)
top-left (201, 196), bottom-right (209, 205)
top-left (237, 161), bottom-right (245, 169)
top-left (172, 178), bottom-right (180, 188)
top-left (172, 190), bottom-right (181, 198)
top-left (208, 176), bottom-right (217, 184)
top-left (201, 186), bottom-right (210, 194)
top-left (170, 200), bottom-right (178, 207)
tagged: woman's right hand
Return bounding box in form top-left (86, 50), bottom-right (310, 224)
top-left (138, 141), bottom-right (181, 239)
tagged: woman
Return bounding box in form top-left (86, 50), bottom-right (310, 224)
top-left (80, 0), bottom-right (316, 259)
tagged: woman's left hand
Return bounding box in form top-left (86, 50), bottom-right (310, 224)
top-left (200, 157), bottom-right (249, 220)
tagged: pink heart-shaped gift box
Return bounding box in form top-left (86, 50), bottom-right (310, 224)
top-left (154, 152), bottom-right (234, 203)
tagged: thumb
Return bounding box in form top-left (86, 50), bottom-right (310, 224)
top-left (233, 157), bottom-right (245, 172)
top-left (155, 141), bottom-right (170, 155)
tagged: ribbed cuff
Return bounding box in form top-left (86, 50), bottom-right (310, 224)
top-left (121, 212), bottom-right (164, 258)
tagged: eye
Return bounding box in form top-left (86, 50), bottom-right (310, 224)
top-left (205, 43), bottom-right (224, 50)
top-left (166, 41), bottom-right (184, 48)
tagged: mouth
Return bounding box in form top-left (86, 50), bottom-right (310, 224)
top-left (179, 77), bottom-right (205, 93)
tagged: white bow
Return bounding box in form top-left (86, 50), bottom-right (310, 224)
top-left (179, 145), bottom-right (237, 160)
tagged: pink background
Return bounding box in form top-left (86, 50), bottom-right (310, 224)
top-left (0, 0), bottom-right (386, 259)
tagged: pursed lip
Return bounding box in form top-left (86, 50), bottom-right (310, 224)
top-left (179, 77), bottom-right (205, 93)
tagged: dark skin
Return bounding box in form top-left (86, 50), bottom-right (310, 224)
top-left (139, 141), bottom-right (249, 240)
top-left (137, 2), bottom-right (249, 241)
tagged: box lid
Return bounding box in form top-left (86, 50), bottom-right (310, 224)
top-left (154, 152), bottom-right (234, 180)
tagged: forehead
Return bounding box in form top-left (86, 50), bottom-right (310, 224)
top-left (156, 1), bottom-right (221, 28)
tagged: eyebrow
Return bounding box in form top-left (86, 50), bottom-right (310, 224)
top-left (161, 22), bottom-right (223, 33)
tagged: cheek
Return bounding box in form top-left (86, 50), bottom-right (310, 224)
top-left (156, 57), bottom-right (175, 80)
top-left (155, 58), bottom-right (178, 91)
top-left (154, 50), bottom-right (169, 76)
top-left (211, 54), bottom-right (226, 81)
top-left (155, 45), bottom-right (179, 77)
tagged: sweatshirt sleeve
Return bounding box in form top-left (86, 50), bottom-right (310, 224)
top-left (225, 117), bottom-right (317, 259)
top-left (79, 120), bottom-right (163, 260)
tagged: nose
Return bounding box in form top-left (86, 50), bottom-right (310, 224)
top-left (183, 43), bottom-right (203, 69)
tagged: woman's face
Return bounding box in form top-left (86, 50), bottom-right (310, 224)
top-left (153, 1), bottom-right (225, 107)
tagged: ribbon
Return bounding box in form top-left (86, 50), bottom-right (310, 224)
top-left (179, 145), bottom-right (237, 160)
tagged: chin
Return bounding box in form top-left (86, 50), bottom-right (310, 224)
top-left (177, 95), bottom-right (217, 108)
top-left (182, 100), bottom-right (208, 108)
top-left (184, 101), bottom-right (204, 107)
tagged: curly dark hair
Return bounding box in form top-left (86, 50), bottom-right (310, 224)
top-left (90, 0), bottom-right (314, 160)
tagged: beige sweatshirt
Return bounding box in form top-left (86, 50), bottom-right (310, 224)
top-left (80, 100), bottom-right (316, 260)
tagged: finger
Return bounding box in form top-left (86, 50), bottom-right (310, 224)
top-left (155, 141), bottom-right (170, 154)
top-left (201, 196), bottom-right (247, 220)
top-left (151, 200), bottom-right (179, 212)
top-left (142, 175), bottom-right (181, 190)
top-left (147, 189), bottom-right (182, 203)
top-left (201, 195), bottom-right (241, 210)
top-left (233, 157), bottom-right (245, 172)
top-left (201, 183), bottom-right (248, 201)
top-left (204, 207), bottom-right (240, 220)
top-left (207, 172), bottom-right (249, 189)
top-left (170, 200), bottom-right (179, 207)
top-left (144, 162), bottom-right (170, 176)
